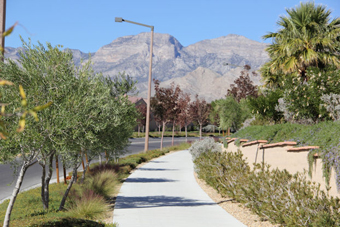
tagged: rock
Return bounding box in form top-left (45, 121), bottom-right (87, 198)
top-left (4, 33), bottom-right (269, 102)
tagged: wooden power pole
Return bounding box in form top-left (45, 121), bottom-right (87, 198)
top-left (0, 0), bottom-right (6, 60)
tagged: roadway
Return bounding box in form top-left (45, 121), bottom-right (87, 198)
top-left (0, 136), bottom-right (197, 202)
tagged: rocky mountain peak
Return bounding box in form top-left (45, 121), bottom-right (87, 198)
top-left (5, 32), bottom-right (269, 102)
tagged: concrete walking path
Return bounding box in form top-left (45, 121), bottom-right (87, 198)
top-left (113, 150), bottom-right (247, 227)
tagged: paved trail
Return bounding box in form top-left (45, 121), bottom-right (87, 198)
top-left (113, 150), bottom-right (246, 227)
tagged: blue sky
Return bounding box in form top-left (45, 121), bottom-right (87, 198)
top-left (5, 0), bottom-right (340, 53)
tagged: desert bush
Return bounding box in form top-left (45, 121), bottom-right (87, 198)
top-left (275, 98), bottom-right (295, 122)
top-left (194, 148), bottom-right (340, 226)
top-left (189, 137), bottom-right (221, 161)
top-left (320, 93), bottom-right (340, 121)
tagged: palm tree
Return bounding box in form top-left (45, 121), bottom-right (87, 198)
top-left (259, 61), bottom-right (284, 89)
top-left (263, 2), bottom-right (340, 81)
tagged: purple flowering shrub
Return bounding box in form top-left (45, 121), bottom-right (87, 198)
top-left (320, 144), bottom-right (340, 191)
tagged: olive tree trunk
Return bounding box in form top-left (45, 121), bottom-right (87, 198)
top-left (59, 153), bottom-right (82, 211)
top-left (3, 159), bottom-right (37, 227)
top-left (59, 165), bottom-right (77, 211)
top-left (40, 152), bottom-right (55, 210)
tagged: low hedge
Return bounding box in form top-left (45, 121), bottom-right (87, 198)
top-left (191, 138), bottom-right (340, 227)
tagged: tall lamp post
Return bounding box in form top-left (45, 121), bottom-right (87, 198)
top-left (115, 17), bottom-right (154, 152)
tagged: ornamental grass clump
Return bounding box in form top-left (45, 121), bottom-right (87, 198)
top-left (83, 170), bottom-right (119, 199)
top-left (89, 163), bottom-right (120, 175)
top-left (65, 168), bottom-right (118, 220)
top-left (67, 189), bottom-right (108, 220)
top-left (191, 139), bottom-right (340, 226)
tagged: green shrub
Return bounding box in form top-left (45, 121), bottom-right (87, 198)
top-left (233, 121), bottom-right (340, 147)
top-left (248, 89), bottom-right (283, 123)
top-left (193, 148), bottom-right (340, 226)
top-left (280, 67), bottom-right (340, 121)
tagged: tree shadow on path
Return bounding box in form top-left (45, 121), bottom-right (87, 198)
top-left (125, 178), bottom-right (177, 183)
top-left (115, 195), bottom-right (215, 209)
top-left (138, 168), bottom-right (178, 171)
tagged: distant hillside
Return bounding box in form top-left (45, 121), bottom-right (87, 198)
top-left (5, 33), bottom-right (269, 102)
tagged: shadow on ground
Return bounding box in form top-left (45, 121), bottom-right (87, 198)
top-left (138, 168), bottom-right (179, 171)
top-left (149, 160), bottom-right (167, 163)
top-left (115, 195), bottom-right (215, 209)
top-left (125, 178), bottom-right (177, 183)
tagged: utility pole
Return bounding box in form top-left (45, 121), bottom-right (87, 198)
top-left (0, 0), bottom-right (6, 61)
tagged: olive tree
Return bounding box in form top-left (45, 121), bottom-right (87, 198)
top-left (0, 39), bottom-right (138, 223)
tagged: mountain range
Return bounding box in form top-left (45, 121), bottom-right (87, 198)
top-left (5, 33), bottom-right (270, 102)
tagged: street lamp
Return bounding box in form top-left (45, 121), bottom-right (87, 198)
top-left (115, 17), bottom-right (154, 152)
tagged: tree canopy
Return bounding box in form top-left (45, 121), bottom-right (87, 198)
top-left (263, 2), bottom-right (340, 82)
top-left (0, 39), bottom-right (138, 224)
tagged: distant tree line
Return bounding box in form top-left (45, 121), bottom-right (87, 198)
top-left (148, 79), bottom-right (211, 149)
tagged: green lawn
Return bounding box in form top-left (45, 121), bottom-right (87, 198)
top-left (0, 142), bottom-right (191, 227)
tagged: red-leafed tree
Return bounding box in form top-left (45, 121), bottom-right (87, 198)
top-left (151, 79), bottom-right (181, 150)
top-left (153, 114), bottom-right (162, 136)
top-left (190, 94), bottom-right (211, 140)
top-left (227, 64), bottom-right (258, 102)
top-left (178, 93), bottom-right (191, 141)
top-left (136, 103), bottom-right (147, 136)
